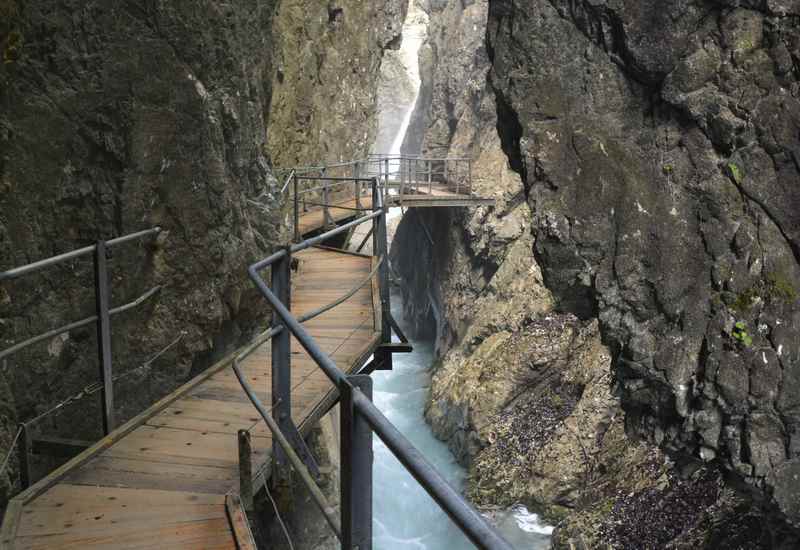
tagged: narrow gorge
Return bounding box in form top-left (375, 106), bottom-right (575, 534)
top-left (1, 0), bottom-right (800, 549)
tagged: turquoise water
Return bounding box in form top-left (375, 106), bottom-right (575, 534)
top-left (370, 293), bottom-right (552, 549)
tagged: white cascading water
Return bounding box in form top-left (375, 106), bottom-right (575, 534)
top-left (370, 4), bottom-right (553, 547)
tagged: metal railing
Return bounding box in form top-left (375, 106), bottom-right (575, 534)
top-left (240, 178), bottom-right (512, 549)
top-left (277, 154), bottom-right (476, 241)
top-left (0, 227), bottom-right (162, 487)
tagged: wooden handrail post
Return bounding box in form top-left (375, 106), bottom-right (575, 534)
top-left (94, 240), bottom-right (115, 434)
top-left (271, 247), bottom-right (292, 467)
top-left (340, 375), bottom-right (373, 550)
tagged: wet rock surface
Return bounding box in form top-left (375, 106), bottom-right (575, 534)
top-left (487, 0), bottom-right (800, 530)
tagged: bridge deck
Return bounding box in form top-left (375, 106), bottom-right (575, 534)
top-left (2, 247), bottom-right (380, 549)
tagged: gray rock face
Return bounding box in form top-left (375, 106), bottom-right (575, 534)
top-left (487, 0), bottom-right (800, 524)
top-left (1, 1), bottom-right (282, 437)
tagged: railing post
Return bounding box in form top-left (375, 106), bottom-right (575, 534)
top-left (94, 239), bottom-right (115, 434)
top-left (468, 159), bottom-right (472, 195)
top-left (322, 169), bottom-right (333, 227)
top-left (384, 158), bottom-right (390, 204)
top-left (427, 159), bottom-right (432, 192)
top-left (444, 158), bottom-right (448, 187)
top-left (238, 430), bottom-right (254, 512)
top-left (372, 180), bottom-right (392, 371)
top-left (293, 173), bottom-right (300, 242)
top-left (354, 161), bottom-right (362, 210)
top-left (271, 247), bottom-right (292, 467)
top-left (340, 375), bottom-right (373, 550)
top-left (17, 423), bottom-right (30, 489)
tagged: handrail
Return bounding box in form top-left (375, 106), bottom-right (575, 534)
top-left (0, 286), bottom-right (162, 361)
top-left (0, 226), bottom-right (164, 442)
top-left (0, 227), bottom-right (161, 281)
top-left (244, 180), bottom-right (513, 550)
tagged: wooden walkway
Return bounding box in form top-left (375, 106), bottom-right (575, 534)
top-left (1, 245), bottom-right (381, 549)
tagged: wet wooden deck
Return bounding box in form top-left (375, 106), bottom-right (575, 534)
top-left (1, 246), bottom-right (380, 549)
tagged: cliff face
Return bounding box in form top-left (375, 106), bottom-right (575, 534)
top-left (267, 0), bottom-right (405, 166)
top-left (392, 0), bottom-right (800, 545)
top-left (0, 0), bottom-right (400, 504)
top-left (487, 0), bottom-right (800, 528)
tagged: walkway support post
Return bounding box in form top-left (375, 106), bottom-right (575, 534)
top-left (94, 239), bottom-right (115, 434)
top-left (340, 375), bottom-right (373, 550)
top-left (372, 179), bottom-right (392, 371)
top-left (271, 246), bottom-right (292, 467)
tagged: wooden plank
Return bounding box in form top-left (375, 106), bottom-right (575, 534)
top-left (5, 345), bottom-right (247, 509)
top-left (4, 242), bottom-right (385, 549)
top-left (225, 495), bottom-right (256, 550)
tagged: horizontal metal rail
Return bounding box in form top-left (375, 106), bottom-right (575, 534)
top-left (0, 227), bottom-right (161, 281)
top-left (246, 194), bottom-right (513, 549)
top-left (0, 286), bottom-right (162, 362)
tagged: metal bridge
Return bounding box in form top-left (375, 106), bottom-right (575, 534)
top-left (0, 156), bottom-right (502, 549)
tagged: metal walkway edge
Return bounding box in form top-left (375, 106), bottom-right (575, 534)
top-left (0, 244), bottom-right (381, 549)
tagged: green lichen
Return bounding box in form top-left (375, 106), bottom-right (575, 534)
top-left (766, 272), bottom-right (799, 304)
top-left (731, 287), bottom-right (759, 312)
top-left (732, 321), bottom-right (753, 348)
top-left (3, 30), bottom-right (22, 65)
top-left (727, 162), bottom-right (743, 185)
top-left (662, 164), bottom-right (674, 175)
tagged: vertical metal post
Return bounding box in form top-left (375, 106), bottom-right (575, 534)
top-left (238, 430), bottom-right (254, 512)
top-left (340, 375), bottom-right (373, 550)
top-left (322, 169), bottom-right (333, 227)
top-left (444, 159), bottom-right (448, 187)
top-left (427, 159), bottom-right (432, 193)
top-left (468, 159), bottom-right (472, 195)
top-left (17, 423), bottom-right (30, 489)
top-left (372, 180), bottom-right (392, 372)
top-left (384, 158), bottom-right (390, 203)
top-left (293, 174), bottom-right (300, 242)
top-left (354, 162), bottom-right (362, 210)
top-left (271, 248), bottom-right (292, 466)
top-left (94, 240), bottom-right (115, 434)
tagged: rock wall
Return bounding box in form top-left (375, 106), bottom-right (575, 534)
top-left (487, 0), bottom-right (800, 529)
top-left (391, 0), bottom-right (800, 546)
top-left (266, 0), bottom-right (405, 167)
top-left (0, 0), bottom-right (400, 508)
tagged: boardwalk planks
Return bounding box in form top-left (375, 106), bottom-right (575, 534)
top-left (1, 245), bottom-right (380, 549)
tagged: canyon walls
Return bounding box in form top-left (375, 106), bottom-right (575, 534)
top-left (0, 0), bottom-right (401, 508)
top-left (393, 0), bottom-right (800, 546)
top-left (487, 0), bottom-right (800, 531)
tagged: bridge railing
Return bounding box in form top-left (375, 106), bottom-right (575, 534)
top-left (238, 177), bottom-right (512, 549)
top-left (275, 154), bottom-right (476, 241)
top-left (0, 228), bottom-right (162, 487)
